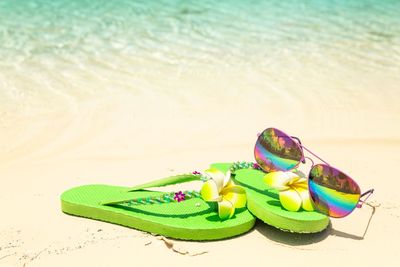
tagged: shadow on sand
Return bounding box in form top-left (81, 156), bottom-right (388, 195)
top-left (254, 203), bottom-right (377, 245)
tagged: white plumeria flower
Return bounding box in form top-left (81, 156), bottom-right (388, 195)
top-left (200, 168), bottom-right (247, 220)
top-left (264, 171), bottom-right (314, 212)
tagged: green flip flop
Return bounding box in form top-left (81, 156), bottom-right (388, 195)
top-left (61, 174), bottom-right (256, 240)
top-left (211, 163), bottom-right (330, 233)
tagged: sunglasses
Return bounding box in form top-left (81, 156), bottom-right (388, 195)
top-left (254, 127), bottom-right (374, 218)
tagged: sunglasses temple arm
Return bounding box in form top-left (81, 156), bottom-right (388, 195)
top-left (357, 189), bottom-right (375, 208)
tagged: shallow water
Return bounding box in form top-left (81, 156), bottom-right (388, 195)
top-left (0, 0), bottom-right (400, 165)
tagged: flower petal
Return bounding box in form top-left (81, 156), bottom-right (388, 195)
top-left (297, 187), bottom-right (314, 211)
top-left (221, 185), bottom-right (247, 208)
top-left (204, 168), bottom-right (225, 192)
top-left (289, 177), bottom-right (308, 191)
top-left (224, 179), bottom-right (236, 189)
top-left (279, 189), bottom-right (302, 211)
top-left (200, 180), bottom-right (222, 202)
top-left (286, 172), bottom-right (304, 186)
top-left (264, 171), bottom-right (290, 190)
top-left (218, 199), bottom-right (235, 220)
top-left (296, 176), bottom-right (308, 185)
top-left (223, 170), bottom-right (232, 188)
top-left (286, 171), bottom-right (300, 180)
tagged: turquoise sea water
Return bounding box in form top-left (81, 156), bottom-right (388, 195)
top-left (0, 0), bottom-right (400, 140)
top-left (1, 0), bottom-right (399, 65)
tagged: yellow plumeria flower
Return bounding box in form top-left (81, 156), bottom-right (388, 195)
top-left (200, 168), bottom-right (247, 220)
top-left (264, 171), bottom-right (314, 212)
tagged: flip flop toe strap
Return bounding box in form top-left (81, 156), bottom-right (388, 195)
top-left (100, 173), bottom-right (202, 206)
top-left (100, 190), bottom-right (201, 206)
top-left (126, 173), bottom-right (200, 192)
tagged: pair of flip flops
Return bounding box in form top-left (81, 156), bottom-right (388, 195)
top-left (61, 162), bottom-right (329, 240)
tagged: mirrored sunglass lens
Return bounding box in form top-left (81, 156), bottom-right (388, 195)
top-left (308, 164), bottom-right (361, 218)
top-left (254, 128), bottom-right (303, 172)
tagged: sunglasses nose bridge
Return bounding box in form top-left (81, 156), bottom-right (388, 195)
top-left (302, 156), bottom-right (315, 168)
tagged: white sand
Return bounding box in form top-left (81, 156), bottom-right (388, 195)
top-left (0, 87), bottom-right (399, 266)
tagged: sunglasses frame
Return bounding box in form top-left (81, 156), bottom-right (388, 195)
top-left (256, 127), bottom-right (374, 217)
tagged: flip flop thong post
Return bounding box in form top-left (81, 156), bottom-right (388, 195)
top-left (61, 174), bottom-right (256, 240)
top-left (211, 163), bottom-right (330, 233)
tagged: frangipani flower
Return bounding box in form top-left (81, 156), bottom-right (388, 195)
top-left (200, 168), bottom-right (247, 220)
top-left (264, 171), bottom-right (314, 212)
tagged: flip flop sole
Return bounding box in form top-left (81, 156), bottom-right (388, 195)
top-left (61, 184), bottom-right (256, 240)
top-left (211, 163), bottom-right (330, 233)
